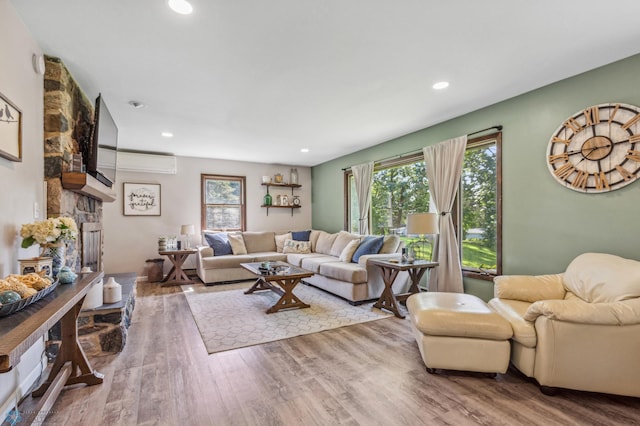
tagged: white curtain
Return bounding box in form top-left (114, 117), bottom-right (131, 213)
top-left (352, 162), bottom-right (374, 235)
top-left (423, 136), bottom-right (467, 293)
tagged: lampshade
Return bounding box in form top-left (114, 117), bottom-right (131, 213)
top-left (180, 224), bottom-right (195, 235)
top-left (406, 213), bottom-right (439, 235)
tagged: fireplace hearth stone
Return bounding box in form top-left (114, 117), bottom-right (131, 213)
top-left (49, 273), bottom-right (136, 358)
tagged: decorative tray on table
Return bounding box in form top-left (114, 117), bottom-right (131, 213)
top-left (0, 279), bottom-right (59, 317)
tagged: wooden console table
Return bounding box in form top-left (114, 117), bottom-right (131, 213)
top-left (0, 272), bottom-right (104, 424)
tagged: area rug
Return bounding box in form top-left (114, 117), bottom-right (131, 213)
top-left (181, 281), bottom-right (391, 354)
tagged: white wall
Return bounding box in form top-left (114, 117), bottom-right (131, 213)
top-left (102, 155), bottom-right (312, 275)
top-left (0, 0), bottom-right (45, 271)
top-left (0, 0), bottom-right (48, 416)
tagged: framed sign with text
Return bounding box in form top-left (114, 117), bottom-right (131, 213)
top-left (123, 182), bottom-right (161, 216)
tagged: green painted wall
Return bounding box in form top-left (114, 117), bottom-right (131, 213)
top-left (311, 53), bottom-right (640, 300)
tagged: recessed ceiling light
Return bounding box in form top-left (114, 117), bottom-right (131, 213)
top-left (432, 81), bottom-right (450, 90)
top-left (128, 100), bottom-right (146, 109)
top-left (168, 0), bottom-right (193, 15)
top-left (301, 148), bottom-right (309, 153)
top-left (161, 132), bottom-right (174, 138)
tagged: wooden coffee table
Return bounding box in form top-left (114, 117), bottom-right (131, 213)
top-left (241, 261), bottom-right (314, 314)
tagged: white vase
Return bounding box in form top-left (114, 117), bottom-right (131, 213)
top-left (103, 277), bottom-right (122, 304)
top-left (82, 278), bottom-right (104, 310)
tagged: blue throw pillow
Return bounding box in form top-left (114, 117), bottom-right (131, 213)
top-left (352, 236), bottom-right (385, 263)
top-left (204, 233), bottom-right (233, 256)
top-left (291, 230), bottom-right (311, 241)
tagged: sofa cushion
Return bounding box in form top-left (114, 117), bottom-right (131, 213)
top-left (301, 255), bottom-right (339, 273)
top-left (309, 230), bottom-right (321, 252)
top-left (275, 232), bottom-right (292, 253)
top-left (228, 233), bottom-right (247, 255)
top-left (252, 252), bottom-right (288, 263)
top-left (330, 231), bottom-right (360, 257)
top-left (488, 298), bottom-right (537, 348)
top-left (200, 254), bottom-right (254, 269)
top-left (316, 231), bottom-right (338, 255)
top-left (203, 232), bottom-right (233, 256)
top-left (319, 262), bottom-right (367, 284)
top-left (352, 236), bottom-right (384, 263)
top-left (283, 239), bottom-right (311, 254)
top-left (339, 239), bottom-right (360, 263)
top-left (242, 231), bottom-right (276, 253)
top-left (286, 252), bottom-right (325, 267)
top-left (563, 253), bottom-right (640, 303)
top-left (291, 230), bottom-right (311, 241)
top-left (380, 235), bottom-right (401, 254)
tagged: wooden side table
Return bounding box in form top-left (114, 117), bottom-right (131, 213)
top-left (369, 259), bottom-right (439, 319)
top-left (158, 249), bottom-right (197, 286)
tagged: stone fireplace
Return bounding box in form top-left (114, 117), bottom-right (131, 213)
top-left (44, 56), bottom-right (103, 270)
top-left (43, 57), bottom-right (135, 356)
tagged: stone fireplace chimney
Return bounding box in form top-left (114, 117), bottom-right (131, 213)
top-left (43, 56), bottom-right (104, 271)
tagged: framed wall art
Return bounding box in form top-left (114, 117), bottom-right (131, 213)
top-left (0, 92), bottom-right (22, 162)
top-left (123, 183), bottom-right (161, 216)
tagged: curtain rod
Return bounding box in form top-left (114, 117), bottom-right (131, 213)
top-left (342, 125), bottom-right (502, 171)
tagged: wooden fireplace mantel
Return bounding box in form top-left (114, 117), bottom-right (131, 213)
top-left (61, 172), bottom-right (116, 202)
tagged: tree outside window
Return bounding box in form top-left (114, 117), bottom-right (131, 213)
top-left (346, 132), bottom-right (501, 280)
top-left (201, 174), bottom-right (246, 231)
top-left (459, 134), bottom-right (500, 276)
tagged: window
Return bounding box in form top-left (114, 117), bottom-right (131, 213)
top-left (457, 133), bottom-right (502, 279)
top-left (201, 174), bottom-right (246, 231)
top-left (346, 153), bottom-right (433, 257)
top-left (345, 132), bottom-right (502, 280)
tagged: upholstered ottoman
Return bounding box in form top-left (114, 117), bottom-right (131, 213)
top-left (406, 292), bottom-right (513, 374)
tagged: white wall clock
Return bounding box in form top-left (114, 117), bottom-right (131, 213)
top-left (547, 103), bottom-right (640, 193)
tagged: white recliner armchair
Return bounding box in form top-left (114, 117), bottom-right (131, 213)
top-left (488, 253), bottom-right (640, 397)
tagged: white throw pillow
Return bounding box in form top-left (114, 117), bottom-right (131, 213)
top-left (227, 233), bottom-right (247, 255)
top-left (339, 239), bottom-right (361, 262)
top-left (283, 239), bottom-right (311, 254)
top-left (563, 253), bottom-right (640, 303)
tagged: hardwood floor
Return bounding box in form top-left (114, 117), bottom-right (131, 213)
top-left (34, 282), bottom-right (640, 425)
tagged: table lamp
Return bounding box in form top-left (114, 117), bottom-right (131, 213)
top-left (180, 224), bottom-right (195, 249)
top-left (406, 213), bottom-right (439, 260)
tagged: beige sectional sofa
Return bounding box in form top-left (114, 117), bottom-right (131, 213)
top-left (195, 230), bottom-right (410, 304)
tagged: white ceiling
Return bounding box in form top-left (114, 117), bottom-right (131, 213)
top-left (12, 0), bottom-right (640, 167)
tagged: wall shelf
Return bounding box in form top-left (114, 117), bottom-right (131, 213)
top-left (261, 204), bottom-right (302, 216)
top-left (261, 182), bottom-right (302, 216)
top-left (261, 183), bottom-right (302, 189)
top-left (61, 172), bottom-right (116, 203)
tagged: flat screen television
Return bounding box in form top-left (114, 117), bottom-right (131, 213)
top-left (87, 94), bottom-right (118, 187)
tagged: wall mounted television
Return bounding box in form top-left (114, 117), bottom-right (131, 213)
top-left (87, 93), bottom-right (118, 187)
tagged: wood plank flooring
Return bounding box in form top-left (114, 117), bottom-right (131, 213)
top-left (30, 282), bottom-right (640, 425)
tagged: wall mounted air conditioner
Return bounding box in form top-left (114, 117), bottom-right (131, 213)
top-left (99, 149), bottom-right (177, 174)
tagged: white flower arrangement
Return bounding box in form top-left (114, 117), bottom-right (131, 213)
top-left (20, 217), bottom-right (78, 248)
